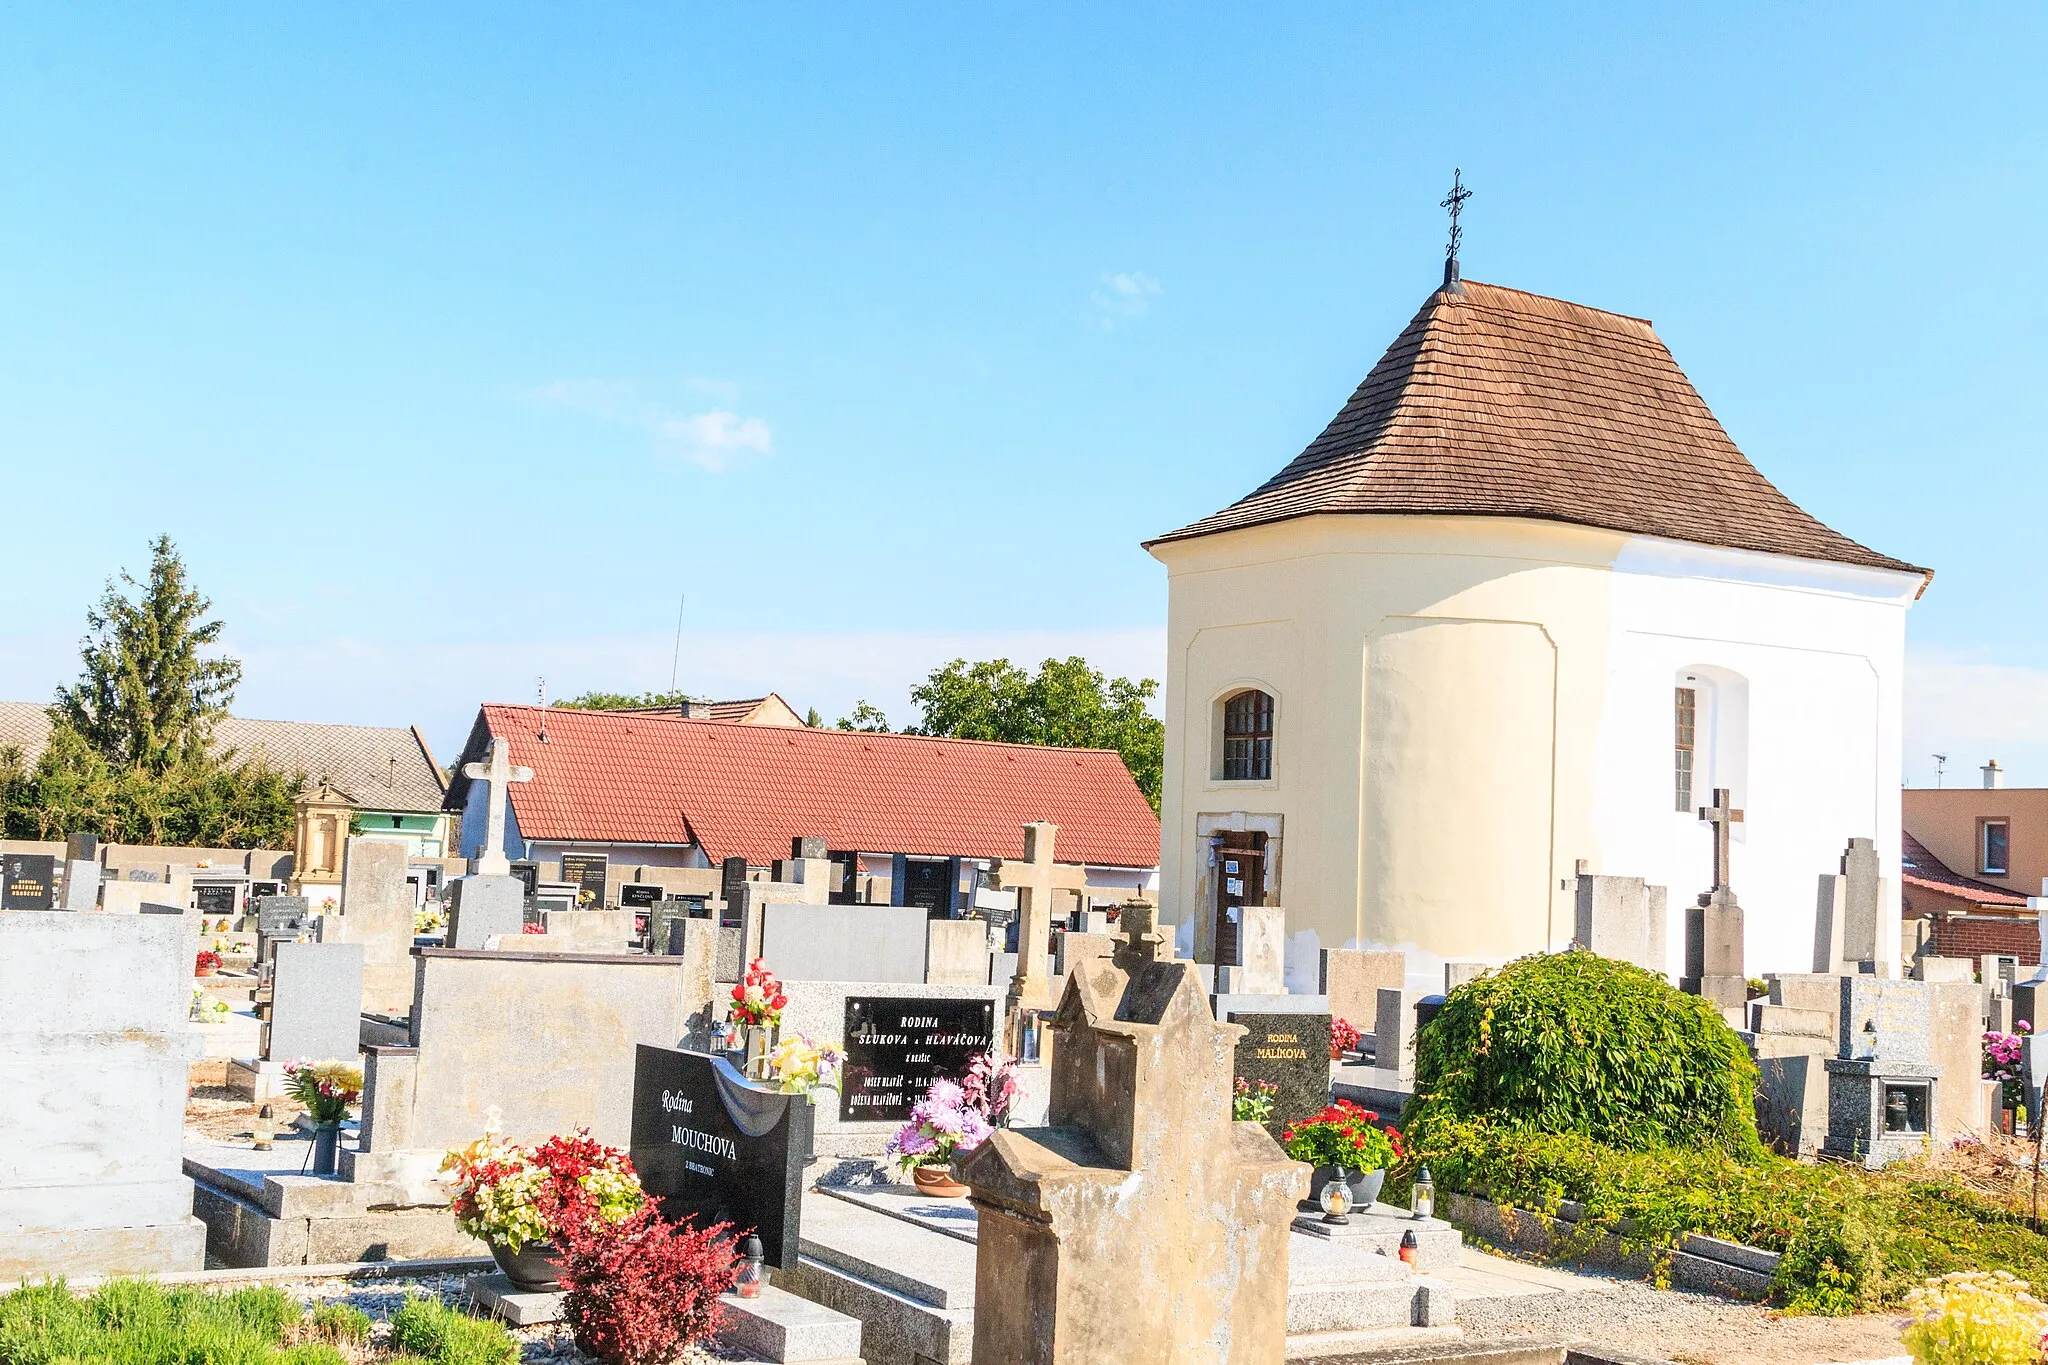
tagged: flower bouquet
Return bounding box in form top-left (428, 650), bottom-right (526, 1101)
top-left (1329, 1018), bottom-right (1362, 1061)
top-left (441, 1123), bottom-right (646, 1291)
top-left (1985, 1021), bottom-right (2033, 1116)
top-left (189, 988), bottom-right (230, 1024)
top-left (194, 949), bottom-right (222, 978)
top-left (285, 1059), bottom-right (365, 1175)
top-left (1282, 1099), bottom-right (1403, 1210)
top-left (1234, 1076), bottom-right (1277, 1125)
top-left (962, 1052), bottom-right (1019, 1129)
top-left (766, 1035), bottom-right (843, 1097)
top-left (886, 1079), bottom-right (994, 1197)
top-left (729, 958), bottom-right (788, 1079)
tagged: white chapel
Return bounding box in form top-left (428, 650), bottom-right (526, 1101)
top-left (1146, 270), bottom-right (1928, 991)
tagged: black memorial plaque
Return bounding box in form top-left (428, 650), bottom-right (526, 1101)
top-left (839, 996), bottom-right (996, 1124)
top-left (510, 861), bottom-right (541, 897)
top-left (560, 853), bottom-right (609, 909)
top-left (620, 882), bottom-right (661, 908)
top-left (195, 883), bottom-right (239, 914)
top-left (1230, 1011), bottom-right (1333, 1139)
top-left (630, 1045), bottom-right (812, 1269)
top-left (2, 854), bottom-right (57, 910)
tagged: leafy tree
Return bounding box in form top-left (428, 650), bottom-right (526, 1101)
top-left (803, 707), bottom-right (824, 728)
top-left (53, 536), bottom-right (241, 773)
top-left (558, 689), bottom-right (703, 711)
top-left (0, 722), bottom-right (299, 847)
top-left (906, 656), bottom-right (1164, 810)
top-left (834, 701), bottom-right (891, 732)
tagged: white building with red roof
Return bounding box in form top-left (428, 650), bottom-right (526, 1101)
top-left (443, 703), bottom-right (1160, 903)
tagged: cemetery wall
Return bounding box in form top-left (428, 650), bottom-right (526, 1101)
top-left (1153, 514), bottom-right (1916, 987)
top-left (1924, 913), bottom-right (2038, 966)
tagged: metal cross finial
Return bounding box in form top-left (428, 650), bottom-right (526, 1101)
top-left (1698, 787), bottom-right (1745, 893)
top-left (1440, 168), bottom-right (1472, 263)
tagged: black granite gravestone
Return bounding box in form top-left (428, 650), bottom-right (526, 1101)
top-left (2, 854), bottom-right (56, 910)
top-left (840, 996), bottom-right (996, 1124)
top-left (629, 1045), bottom-right (812, 1269)
top-left (1229, 1010), bottom-right (1333, 1139)
top-left (560, 853), bottom-right (609, 909)
top-left (720, 857), bottom-right (749, 928)
top-left (510, 861), bottom-right (541, 898)
top-left (195, 883), bottom-right (238, 915)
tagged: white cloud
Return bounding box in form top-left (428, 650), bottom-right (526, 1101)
top-left (1904, 647), bottom-right (2048, 788)
top-left (1091, 271), bottom-right (1163, 330)
top-left (526, 379), bottom-right (772, 472)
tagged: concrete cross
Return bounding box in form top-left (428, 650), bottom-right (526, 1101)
top-left (996, 821), bottom-right (1084, 1019)
top-left (1697, 787), bottom-right (1744, 892)
top-left (1114, 899), bottom-right (1166, 972)
top-left (462, 737), bottom-right (533, 877)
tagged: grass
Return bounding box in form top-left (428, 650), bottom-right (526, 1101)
top-left (0, 1280), bottom-right (514, 1365)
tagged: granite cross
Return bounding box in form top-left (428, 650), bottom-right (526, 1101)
top-left (1697, 786), bottom-right (1744, 892)
top-left (462, 737), bottom-right (533, 877)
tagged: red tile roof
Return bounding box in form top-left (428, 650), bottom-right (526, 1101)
top-left (1150, 281), bottom-right (1924, 578)
top-left (1901, 830), bottom-right (2027, 908)
top-left (457, 704), bottom-right (1161, 868)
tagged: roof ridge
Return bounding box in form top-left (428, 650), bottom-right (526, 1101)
top-left (482, 703), bottom-right (1128, 758)
top-left (1455, 278), bottom-right (1656, 329)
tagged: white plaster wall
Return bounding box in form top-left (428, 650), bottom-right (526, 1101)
top-left (1152, 514), bottom-right (1919, 988)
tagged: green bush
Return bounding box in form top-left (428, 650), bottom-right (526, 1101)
top-left (1412, 1117), bottom-right (2048, 1313)
top-left (1407, 950), bottom-right (1764, 1157)
top-left (387, 1297), bottom-right (516, 1365)
top-left (0, 1280), bottom-right (296, 1365)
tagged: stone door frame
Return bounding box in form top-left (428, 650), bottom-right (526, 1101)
top-left (1192, 811), bottom-right (1284, 964)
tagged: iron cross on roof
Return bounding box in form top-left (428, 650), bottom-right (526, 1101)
top-left (1440, 168), bottom-right (1472, 287)
top-left (1698, 787), bottom-right (1744, 892)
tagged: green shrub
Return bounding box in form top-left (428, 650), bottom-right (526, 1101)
top-left (302, 1303), bottom-right (370, 1345)
top-left (275, 1345), bottom-right (347, 1365)
top-left (0, 1280), bottom-right (295, 1365)
top-left (1412, 1117), bottom-right (2048, 1313)
top-left (1407, 949), bottom-right (1764, 1157)
top-left (387, 1297), bottom-right (516, 1365)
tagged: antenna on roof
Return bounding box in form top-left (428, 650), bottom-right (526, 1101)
top-left (1440, 168), bottom-right (1472, 293)
top-left (1933, 753), bottom-right (1947, 788)
top-left (537, 677), bottom-right (549, 744)
top-left (669, 592), bottom-right (686, 696)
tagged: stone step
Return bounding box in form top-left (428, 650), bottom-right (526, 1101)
top-left (777, 1254), bottom-right (972, 1365)
top-left (1286, 1278), bottom-right (1424, 1335)
top-left (1284, 1324), bottom-right (1466, 1360)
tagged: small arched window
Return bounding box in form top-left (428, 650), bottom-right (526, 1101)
top-left (1222, 689), bottom-right (1275, 781)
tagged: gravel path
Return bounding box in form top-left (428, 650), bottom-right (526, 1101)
top-left (1456, 1274), bottom-right (1906, 1364)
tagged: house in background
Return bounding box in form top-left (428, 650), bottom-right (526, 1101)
top-left (443, 703), bottom-right (1160, 909)
top-left (1903, 761), bottom-right (2041, 967)
top-left (605, 693), bottom-right (807, 726)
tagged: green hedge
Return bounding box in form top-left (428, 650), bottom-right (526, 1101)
top-left (1411, 1118), bottom-right (2048, 1313)
top-left (1407, 950), bottom-right (1764, 1158)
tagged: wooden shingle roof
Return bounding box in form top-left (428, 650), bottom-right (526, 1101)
top-left (1149, 281), bottom-right (1923, 576)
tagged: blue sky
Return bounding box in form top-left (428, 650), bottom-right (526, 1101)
top-left (1, 5), bottom-right (2043, 780)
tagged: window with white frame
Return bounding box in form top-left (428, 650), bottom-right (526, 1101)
top-left (1673, 685), bottom-right (1697, 813)
top-left (1981, 819), bottom-right (2011, 877)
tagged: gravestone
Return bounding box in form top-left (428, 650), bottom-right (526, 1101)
top-left (1823, 976), bottom-right (1943, 1167)
top-left (1683, 789), bottom-right (1748, 1017)
top-left (926, 918), bottom-right (991, 986)
top-left (1573, 873), bottom-right (1668, 973)
top-left (264, 942), bottom-right (365, 1063)
top-left (1212, 903), bottom-right (1285, 995)
top-left (1444, 961), bottom-right (1488, 992)
top-left (758, 903), bottom-right (927, 983)
top-left (445, 874), bottom-right (525, 950)
top-left (1914, 956), bottom-right (1976, 984)
top-left (959, 923), bottom-right (1303, 1365)
top-left (1319, 949), bottom-right (1406, 1033)
top-left (560, 853), bottom-right (609, 909)
top-left (461, 738), bottom-right (532, 877)
top-left (1229, 1010), bottom-right (1332, 1138)
top-left (1841, 836), bottom-right (1883, 972)
top-left (331, 839), bottom-right (418, 1016)
top-left (994, 823), bottom-right (1084, 1046)
top-left (839, 996), bottom-right (996, 1124)
top-left (1374, 987), bottom-right (1425, 1082)
top-left (1052, 928), bottom-right (1117, 978)
top-left (256, 895), bottom-right (313, 937)
top-left (719, 857), bottom-right (750, 927)
top-left (3, 853), bottom-right (57, 910)
top-left (62, 832), bottom-right (100, 911)
top-left (629, 1046), bottom-right (812, 1269)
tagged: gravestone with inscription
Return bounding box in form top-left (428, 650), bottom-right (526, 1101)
top-left (560, 853), bottom-right (609, 909)
top-left (1230, 1009), bottom-right (1332, 1138)
top-left (628, 1045), bottom-right (812, 1269)
top-left (839, 996), bottom-right (995, 1123)
top-left (3, 854), bottom-right (57, 911)
top-left (195, 883), bottom-right (239, 916)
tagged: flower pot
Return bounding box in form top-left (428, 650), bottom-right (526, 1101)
top-left (490, 1238), bottom-right (564, 1293)
top-left (1302, 1164), bottom-right (1385, 1213)
top-left (911, 1164), bottom-right (969, 1198)
top-left (195, 964), bottom-right (217, 978)
top-left (309, 1121), bottom-right (342, 1177)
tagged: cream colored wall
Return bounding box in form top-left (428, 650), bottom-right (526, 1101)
top-left (1155, 516), bottom-right (1625, 983)
top-left (1904, 788), bottom-right (2048, 898)
top-left (1152, 513), bottom-right (1920, 987)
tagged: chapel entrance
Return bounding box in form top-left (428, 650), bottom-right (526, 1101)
top-left (1211, 831), bottom-right (1267, 965)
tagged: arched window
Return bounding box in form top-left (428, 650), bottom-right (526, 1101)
top-left (1222, 689), bottom-right (1274, 781)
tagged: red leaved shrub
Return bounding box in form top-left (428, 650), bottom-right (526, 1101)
top-left (556, 1204), bottom-right (740, 1365)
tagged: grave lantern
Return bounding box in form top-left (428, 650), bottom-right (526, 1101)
top-left (1317, 1174), bottom-right (1353, 1225)
top-left (1411, 1164), bottom-right (1435, 1220)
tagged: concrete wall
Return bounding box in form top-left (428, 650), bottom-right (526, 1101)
top-left (0, 913), bottom-right (205, 1277)
top-left (759, 903), bottom-right (932, 983)
top-left (1152, 514), bottom-right (1918, 988)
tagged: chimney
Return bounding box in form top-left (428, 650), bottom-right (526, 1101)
top-left (1983, 759), bottom-right (2005, 790)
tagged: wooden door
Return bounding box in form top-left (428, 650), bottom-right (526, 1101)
top-left (1213, 834), bottom-right (1266, 967)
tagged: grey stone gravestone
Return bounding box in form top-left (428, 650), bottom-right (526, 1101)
top-left (629, 1046), bottom-right (812, 1269)
top-left (1813, 872), bottom-right (1849, 974)
top-left (1841, 836), bottom-right (1882, 970)
top-left (445, 874), bottom-right (525, 949)
top-left (1374, 986), bottom-right (1425, 1081)
top-left (61, 833), bottom-right (100, 911)
top-left (264, 942), bottom-right (365, 1063)
top-left (1573, 874), bottom-right (1667, 972)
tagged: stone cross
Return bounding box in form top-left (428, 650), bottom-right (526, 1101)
top-left (461, 737), bottom-right (533, 877)
top-left (1698, 787), bottom-right (1744, 892)
top-left (1113, 899), bottom-right (1166, 974)
top-left (997, 821), bottom-right (1085, 1035)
